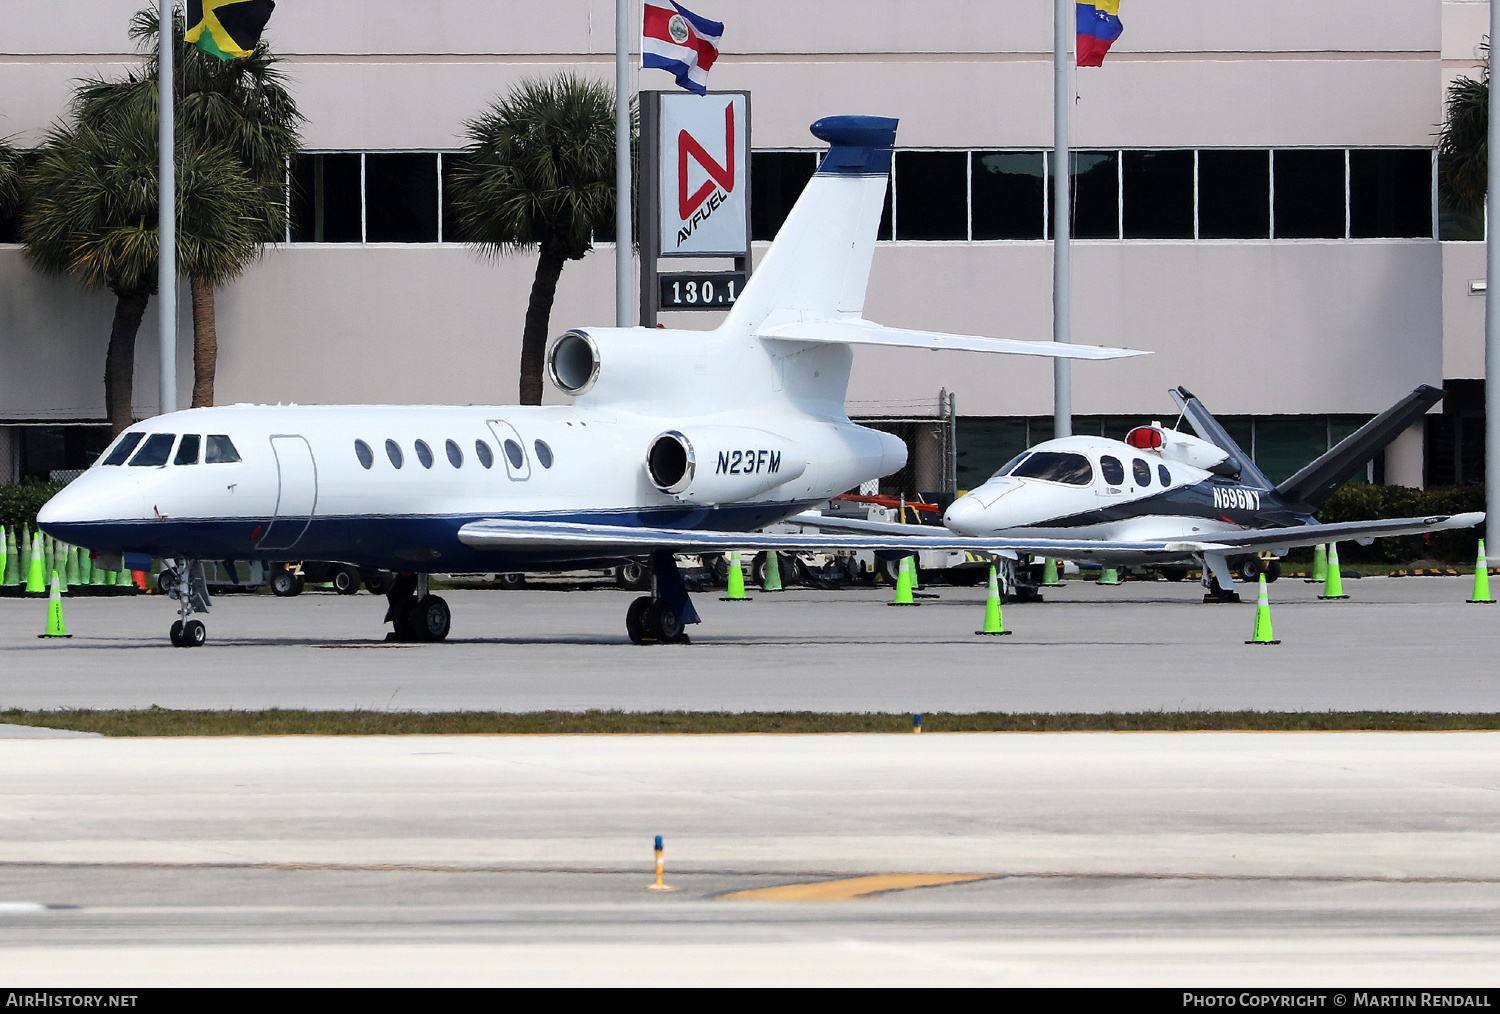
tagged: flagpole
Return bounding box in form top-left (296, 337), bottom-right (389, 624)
top-left (1487, 0), bottom-right (1499, 533)
top-left (615, 0), bottom-right (633, 328)
top-left (1052, 0), bottom-right (1071, 439)
top-left (158, 0), bottom-right (177, 416)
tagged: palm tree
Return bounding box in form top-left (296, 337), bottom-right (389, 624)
top-left (0, 138), bottom-right (21, 219)
top-left (72, 7), bottom-right (302, 408)
top-left (23, 114), bottom-right (265, 435)
top-left (448, 73), bottom-right (627, 405)
top-left (1438, 39), bottom-right (1489, 218)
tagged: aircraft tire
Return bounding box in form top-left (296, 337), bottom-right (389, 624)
top-left (332, 565), bottom-right (362, 595)
top-left (169, 620), bottom-right (184, 647)
top-left (363, 570), bottom-right (397, 596)
top-left (495, 572), bottom-right (526, 590)
top-left (182, 619), bottom-right (206, 647)
top-left (408, 595), bottom-right (451, 642)
top-left (1264, 560), bottom-right (1281, 583)
top-left (1160, 567), bottom-right (1189, 582)
top-left (270, 569), bottom-right (301, 597)
top-left (616, 561), bottom-right (651, 591)
top-left (645, 599), bottom-right (685, 643)
top-left (1235, 556), bottom-right (1264, 582)
top-left (626, 596), bottom-right (652, 644)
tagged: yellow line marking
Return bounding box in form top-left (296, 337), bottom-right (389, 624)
top-left (719, 873), bottom-right (998, 901)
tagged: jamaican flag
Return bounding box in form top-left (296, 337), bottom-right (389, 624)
top-left (186, 0), bottom-right (276, 60)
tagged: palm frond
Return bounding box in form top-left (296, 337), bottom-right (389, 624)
top-left (1438, 38), bottom-right (1491, 211)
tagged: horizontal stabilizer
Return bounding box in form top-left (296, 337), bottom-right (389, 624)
top-left (756, 319), bottom-right (1144, 360)
top-left (1276, 385), bottom-right (1445, 508)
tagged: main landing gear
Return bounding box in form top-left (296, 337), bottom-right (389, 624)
top-left (384, 572), bottom-right (451, 642)
top-left (624, 550), bottom-right (700, 645)
top-left (162, 559), bottom-right (211, 647)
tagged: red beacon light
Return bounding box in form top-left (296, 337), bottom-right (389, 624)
top-left (1125, 426), bottom-right (1164, 450)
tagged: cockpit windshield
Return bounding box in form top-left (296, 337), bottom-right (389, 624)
top-left (101, 431), bottom-right (145, 466)
top-left (990, 452), bottom-right (1031, 480)
top-left (205, 435), bottom-right (241, 463)
top-left (128, 433), bottom-right (176, 467)
top-left (1010, 451), bottom-right (1094, 486)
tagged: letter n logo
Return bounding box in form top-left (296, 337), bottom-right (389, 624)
top-left (679, 104), bottom-right (735, 220)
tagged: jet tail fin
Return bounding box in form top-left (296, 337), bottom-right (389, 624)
top-left (724, 116), bottom-right (896, 334)
top-left (1275, 385), bottom-right (1444, 508)
top-left (1169, 387), bottom-right (1273, 490)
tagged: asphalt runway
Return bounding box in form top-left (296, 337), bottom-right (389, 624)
top-left (1, 732), bottom-right (1497, 986)
top-left (0, 576), bottom-right (1495, 712)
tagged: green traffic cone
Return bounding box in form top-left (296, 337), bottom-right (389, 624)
top-left (1245, 573), bottom-right (1280, 644)
top-left (2, 527), bottom-right (16, 586)
top-left (975, 565), bottom-right (1011, 636)
top-left (103, 565), bottom-right (117, 586)
top-left (1469, 539), bottom-right (1495, 604)
top-left (66, 546), bottom-right (81, 587)
top-left (1041, 557), bottom-right (1061, 586)
top-left (24, 533), bottom-right (46, 594)
top-left (0, 527), bottom-right (7, 588)
top-left (53, 542), bottom-right (69, 595)
top-left (762, 550), bottom-right (783, 592)
top-left (720, 550), bottom-right (750, 601)
top-left (1319, 542), bottom-right (1349, 600)
top-left (89, 551), bottom-right (106, 585)
top-left (78, 549), bottom-right (92, 586)
top-left (38, 570), bottom-right (70, 638)
top-left (1307, 543), bottom-right (1328, 584)
top-left (889, 555), bottom-right (916, 606)
top-left (1098, 566), bottom-right (1120, 586)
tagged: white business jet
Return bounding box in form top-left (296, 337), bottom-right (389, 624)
top-left (42, 113), bottom-right (1171, 648)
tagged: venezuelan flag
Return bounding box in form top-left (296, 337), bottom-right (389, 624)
top-left (186, 0), bottom-right (276, 61)
top-left (1076, 1), bottom-right (1124, 67)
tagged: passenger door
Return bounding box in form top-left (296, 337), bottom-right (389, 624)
top-left (259, 435), bottom-right (318, 551)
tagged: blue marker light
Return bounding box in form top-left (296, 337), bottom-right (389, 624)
top-left (655, 835), bottom-right (663, 852)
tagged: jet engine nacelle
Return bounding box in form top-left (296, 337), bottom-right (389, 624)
top-left (646, 427), bottom-right (808, 505)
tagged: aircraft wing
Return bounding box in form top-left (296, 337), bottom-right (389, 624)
top-left (456, 517), bottom-right (1224, 559)
top-left (786, 511), bottom-right (1486, 556)
top-left (1170, 513), bottom-right (1485, 552)
top-left (754, 318), bottom-right (1144, 360)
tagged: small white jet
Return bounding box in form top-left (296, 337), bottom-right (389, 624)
top-left (40, 114), bottom-right (1150, 646)
top-left (931, 385), bottom-right (1482, 596)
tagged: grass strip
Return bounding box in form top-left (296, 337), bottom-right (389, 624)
top-left (3, 709), bottom-right (1500, 737)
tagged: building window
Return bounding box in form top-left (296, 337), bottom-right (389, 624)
top-left (894, 151), bottom-right (968, 240)
top-left (1122, 150), bottom-right (1193, 239)
top-left (1059, 150), bottom-right (1120, 239)
top-left (1199, 150), bottom-right (1270, 239)
top-left (971, 151), bottom-right (1045, 240)
top-left (1349, 150), bottom-right (1433, 239)
top-left (1273, 150), bottom-right (1346, 239)
top-left (365, 153), bottom-right (439, 243)
top-left (290, 153), bottom-right (362, 242)
top-left (751, 151), bottom-right (817, 241)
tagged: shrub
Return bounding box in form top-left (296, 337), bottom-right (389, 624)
top-left (0, 482), bottom-right (64, 529)
top-left (1316, 483), bottom-right (1486, 562)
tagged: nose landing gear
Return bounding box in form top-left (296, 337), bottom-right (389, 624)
top-left (163, 560), bottom-right (212, 647)
top-left (625, 550), bottom-right (699, 645)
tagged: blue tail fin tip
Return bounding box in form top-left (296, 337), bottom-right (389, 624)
top-left (811, 115), bottom-right (899, 176)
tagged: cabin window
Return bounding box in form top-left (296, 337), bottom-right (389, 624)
top-left (1158, 464), bottom-right (1171, 486)
top-left (1132, 458), bottom-right (1152, 486)
top-left (414, 439), bottom-right (434, 469)
top-left (205, 435), bottom-right (241, 463)
top-left (445, 439), bottom-right (463, 468)
top-left (102, 432), bottom-right (145, 466)
top-left (128, 433), bottom-right (176, 467)
top-left (385, 439), bottom-right (404, 468)
top-left (991, 452), bottom-right (1029, 479)
top-left (174, 434), bottom-right (201, 465)
top-left (354, 439), bottom-right (374, 469)
top-left (534, 440), bottom-right (554, 469)
top-left (503, 439), bottom-right (525, 469)
top-left (1100, 455), bottom-right (1125, 485)
top-left (475, 439), bottom-right (494, 469)
top-left (1012, 451), bottom-right (1093, 486)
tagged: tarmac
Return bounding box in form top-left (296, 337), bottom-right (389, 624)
top-left (1, 731), bottom-right (1498, 986)
top-left (0, 575), bottom-right (1495, 712)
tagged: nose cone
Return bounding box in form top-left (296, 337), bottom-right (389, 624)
top-left (943, 494), bottom-right (990, 536)
top-left (36, 469), bottom-right (147, 549)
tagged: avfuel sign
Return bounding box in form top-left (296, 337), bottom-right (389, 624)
top-left (656, 91), bottom-right (749, 258)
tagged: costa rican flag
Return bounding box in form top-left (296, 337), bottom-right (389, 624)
top-left (642, 1), bottom-right (722, 95)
